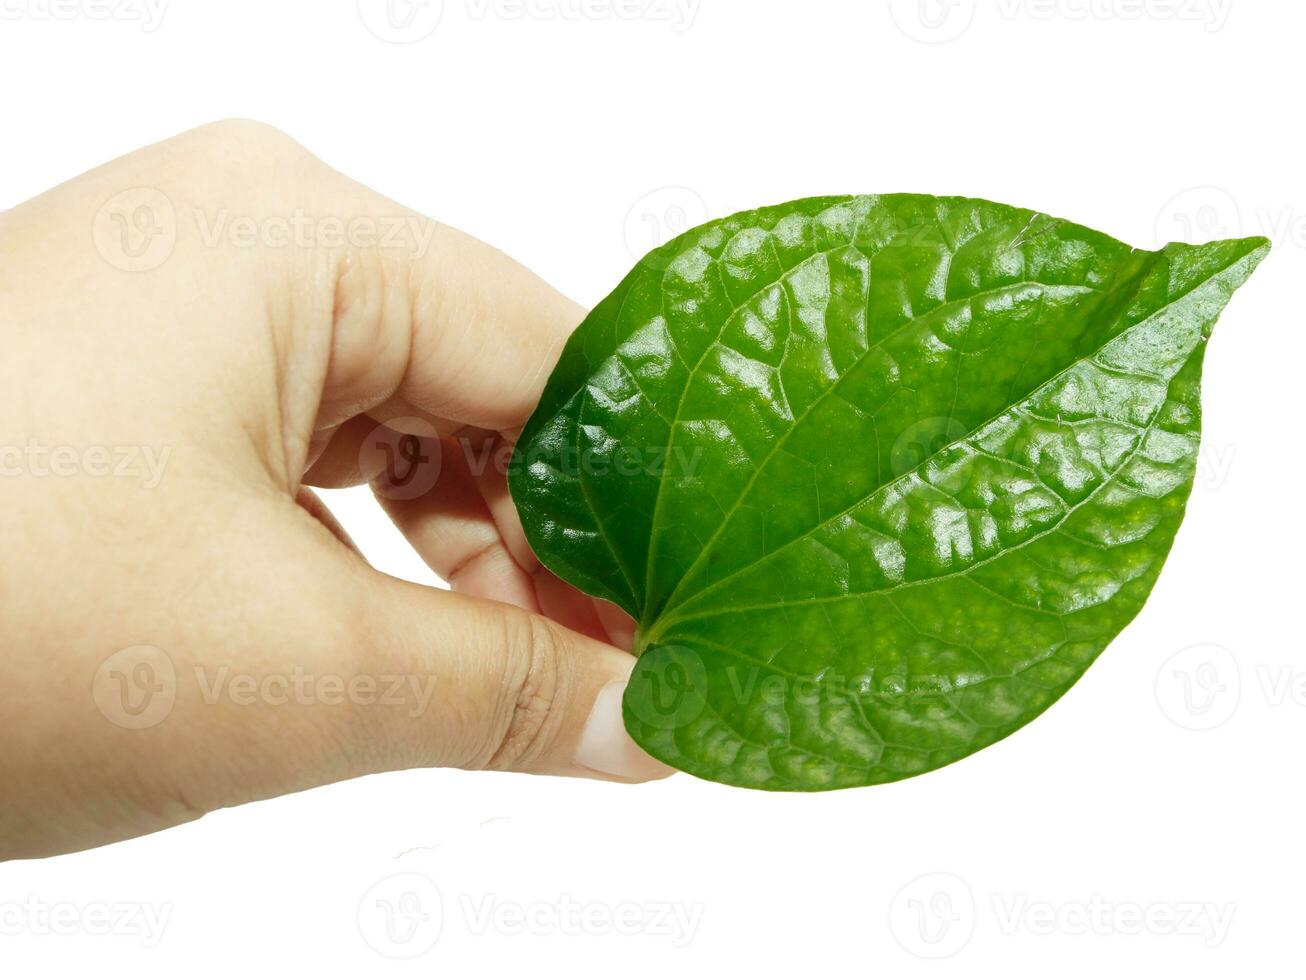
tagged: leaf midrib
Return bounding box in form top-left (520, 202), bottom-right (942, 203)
top-left (649, 277), bottom-right (1103, 623)
top-left (644, 240), bottom-right (1264, 642)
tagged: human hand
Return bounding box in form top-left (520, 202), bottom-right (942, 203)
top-left (0, 120), bottom-right (671, 861)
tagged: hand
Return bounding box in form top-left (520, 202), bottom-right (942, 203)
top-left (0, 120), bottom-right (671, 861)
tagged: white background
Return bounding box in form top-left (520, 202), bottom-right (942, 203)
top-left (1, 0), bottom-right (1301, 976)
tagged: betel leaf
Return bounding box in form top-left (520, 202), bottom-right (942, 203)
top-left (509, 194), bottom-right (1267, 791)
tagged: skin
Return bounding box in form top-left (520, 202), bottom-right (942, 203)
top-left (0, 120), bottom-right (671, 861)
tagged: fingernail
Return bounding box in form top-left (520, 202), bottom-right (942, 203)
top-left (575, 680), bottom-right (674, 781)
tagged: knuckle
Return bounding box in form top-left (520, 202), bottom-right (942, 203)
top-left (182, 118), bottom-right (309, 163)
top-left (484, 613), bottom-right (569, 772)
top-left (324, 242), bottom-right (408, 402)
top-left (159, 119), bottom-right (325, 217)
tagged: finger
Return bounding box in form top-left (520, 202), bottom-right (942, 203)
top-left (6, 120), bottom-right (586, 490)
top-left (368, 431), bottom-right (618, 642)
top-left (373, 433), bottom-right (539, 604)
top-left (295, 485), bottom-right (359, 553)
top-left (306, 419), bottom-right (622, 644)
top-left (354, 569), bottom-right (665, 784)
top-left (530, 569), bottom-right (612, 644)
top-left (425, 433), bottom-right (628, 643)
top-left (595, 600), bottom-right (637, 650)
top-left (269, 124), bottom-right (588, 439)
top-left (56, 506), bottom-right (673, 851)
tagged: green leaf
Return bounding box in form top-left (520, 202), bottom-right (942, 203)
top-left (509, 194), bottom-right (1268, 790)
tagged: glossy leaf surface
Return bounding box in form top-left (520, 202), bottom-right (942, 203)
top-left (509, 194), bottom-right (1267, 790)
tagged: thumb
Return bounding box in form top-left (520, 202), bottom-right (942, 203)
top-left (353, 572), bottom-right (672, 783)
top-left (13, 469), bottom-right (673, 860)
top-left (119, 522), bottom-right (674, 831)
